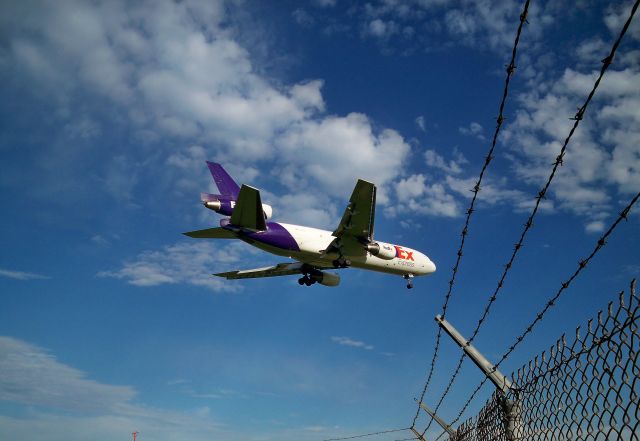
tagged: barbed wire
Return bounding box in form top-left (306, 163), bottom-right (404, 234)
top-left (410, 0), bottom-right (532, 428)
top-left (447, 189), bottom-right (640, 428)
top-left (322, 427), bottom-right (411, 441)
top-left (418, 0), bottom-right (640, 434)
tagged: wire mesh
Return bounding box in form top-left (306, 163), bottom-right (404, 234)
top-left (441, 280), bottom-right (639, 441)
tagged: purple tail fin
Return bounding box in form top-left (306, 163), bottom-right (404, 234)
top-left (206, 162), bottom-right (240, 198)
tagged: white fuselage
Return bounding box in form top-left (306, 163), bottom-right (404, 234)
top-left (248, 223), bottom-right (436, 277)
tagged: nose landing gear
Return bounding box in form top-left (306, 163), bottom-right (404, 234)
top-left (403, 274), bottom-right (414, 289)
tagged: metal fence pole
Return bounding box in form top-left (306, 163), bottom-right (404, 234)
top-left (435, 315), bottom-right (520, 441)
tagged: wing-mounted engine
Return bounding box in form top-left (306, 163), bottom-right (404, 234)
top-left (202, 193), bottom-right (273, 220)
top-left (364, 242), bottom-right (396, 260)
top-left (310, 270), bottom-right (340, 287)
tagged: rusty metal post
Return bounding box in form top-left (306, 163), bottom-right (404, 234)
top-left (436, 314), bottom-right (520, 440)
top-left (415, 400), bottom-right (456, 438)
top-left (435, 315), bottom-right (513, 393)
top-left (410, 427), bottom-right (427, 441)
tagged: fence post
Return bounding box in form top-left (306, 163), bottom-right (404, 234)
top-left (435, 315), bottom-right (521, 440)
top-left (415, 399), bottom-right (457, 439)
top-left (410, 427), bottom-right (427, 441)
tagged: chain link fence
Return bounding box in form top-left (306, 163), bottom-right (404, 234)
top-left (443, 280), bottom-right (639, 441)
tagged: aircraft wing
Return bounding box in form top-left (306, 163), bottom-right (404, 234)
top-left (215, 262), bottom-right (304, 280)
top-left (183, 227), bottom-right (236, 239)
top-left (332, 179), bottom-right (376, 242)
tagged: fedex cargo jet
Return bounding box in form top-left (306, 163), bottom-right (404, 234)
top-left (184, 162), bottom-right (436, 288)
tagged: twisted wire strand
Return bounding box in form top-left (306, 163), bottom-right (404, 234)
top-left (322, 427), bottom-right (411, 441)
top-left (411, 0), bottom-right (532, 428)
top-left (448, 189), bottom-right (640, 428)
top-left (418, 0), bottom-right (640, 434)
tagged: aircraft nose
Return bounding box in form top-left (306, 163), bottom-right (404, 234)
top-left (426, 258), bottom-right (436, 274)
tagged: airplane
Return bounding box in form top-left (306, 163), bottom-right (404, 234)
top-left (183, 162), bottom-right (436, 289)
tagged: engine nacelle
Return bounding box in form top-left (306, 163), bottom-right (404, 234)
top-left (202, 192), bottom-right (273, 220)
top-left (262, 204), bottom-right (273, 220)
top-left (310, 271), bottom-right (340, 287)
top-left (204, 200), bottom-right (222, 211)
top-left (365, 242), bottom-right (396, 260)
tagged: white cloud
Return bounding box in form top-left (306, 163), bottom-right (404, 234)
top-left (365, 19), bottom-right (398, 39)
top-left (0, 336), bottom-right (134, 412)
top-left (446, 175), bottom-right (526, 206)
top-left (459, 121), bottom-right (486, 141)
top-left (276, 192), bottom-right (338, 229)
top-left (0, 268), bottom-right (50, 280)
top-left (445, 9), bottom-right (477, 38)
top-left (1, 0), bottom-right (412, 220)
top-left (604, 3), bottom-right (640, 41)
top-left (101, 155), bottom-right (139, 203)
top-left (1, 338), bottom-right (372, 441)
top-left (388, 174), bottom-right (460, 218)
top-left (585, 220), bottom-right (605, 234)
top-left (315, 0), bottom-right (337, 7)
top-left (0, 336), bottom-right (257, 441)
top-left (396, 174), bottom-right (428, 198)
top-left (425, 149), bottom-right (467, 175)
top-left (292, 9), bottom-right (315, 27)
top-left (605, 131), bottom-right (640, 194)
top-left (415, 115), bottom-right (426, 132)
top-left (275, 112), bottom-right (411, 202)
top-left (575, 38), bottom-right (608, 65)
top-left (90, 235), bottom-right (111, 246)
top-left (291, 80), bottom-right (326, 112)
top-left (502, 62), bottom-right (640, 226)
top-left (331, 336), bottom-right (374, 350)
top-left (98, 241), bottom-right (260, 292)
top-left (5, 0), bottom-right (634, 249)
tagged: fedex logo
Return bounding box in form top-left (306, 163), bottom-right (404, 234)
top-left (394, 246), bottom-right (414, 261)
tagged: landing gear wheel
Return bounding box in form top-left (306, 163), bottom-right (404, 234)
top-left (333, 257), bottom-right (351, 268)
top-left (298, 275), bottom-right (316, 286)
top-left (404, 274), bottom-right (414, 290)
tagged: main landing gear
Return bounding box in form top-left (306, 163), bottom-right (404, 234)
top-left (404, 274), bottom-right (414, 289)
top-left (298, 275), bottom-right (316, 286)
top-left (332, 257), bottom-right (351, 268)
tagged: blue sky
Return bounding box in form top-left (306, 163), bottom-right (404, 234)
top-left (1, 0), bottom-right (639, 440)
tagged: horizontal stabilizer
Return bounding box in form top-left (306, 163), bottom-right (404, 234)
top-left (229, 184), bottom-right (267, 231)
top-left (183, 227), bottom-right (236, 239)
top-left (215, 262), bottom-right (304, 280)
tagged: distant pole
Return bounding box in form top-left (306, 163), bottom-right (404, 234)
top-left (132, 432), bottom-right (139, 441)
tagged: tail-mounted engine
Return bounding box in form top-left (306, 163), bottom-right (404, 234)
top-left (364, 242), bottom-right (396, 260)
top-left (201, 193), bottom-right (273, 220)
